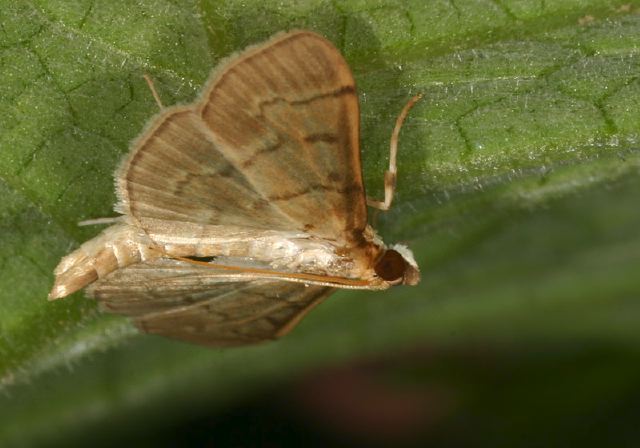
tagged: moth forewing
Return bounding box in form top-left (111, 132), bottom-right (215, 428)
top-left (49, 30), bottom-right (420, 347)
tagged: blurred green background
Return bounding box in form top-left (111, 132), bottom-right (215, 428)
top-left (1, 0), bottom-right (640, 446)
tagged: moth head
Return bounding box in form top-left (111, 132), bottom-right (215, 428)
top-left (373, 244), bottom-right (420, 286)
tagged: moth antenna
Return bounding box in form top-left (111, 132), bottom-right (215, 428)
top-left (173, 257), bottom-right (373, 287)
top-left (367, 93), bottom-right (422, 211)
top-left (143, 73), bottom-right (164, 109)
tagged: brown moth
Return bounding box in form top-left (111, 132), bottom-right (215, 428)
top-left (49, 30), bottom-right (421, 347)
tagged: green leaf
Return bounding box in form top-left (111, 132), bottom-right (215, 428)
top-left (1, 0), bottom-right (640, 445)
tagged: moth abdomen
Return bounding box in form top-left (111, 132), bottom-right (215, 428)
top-left (49, 223), bottom-right (159, 300)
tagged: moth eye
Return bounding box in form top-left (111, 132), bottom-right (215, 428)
top-left (374, 249), bottom-right (406, 282)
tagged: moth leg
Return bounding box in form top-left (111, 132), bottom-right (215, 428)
top-left (143, 73), bottom-right (164, 109)
top-left (367, 94), bottom-right (422, 211)
top-left (78, 216), bottom-right (123, 227)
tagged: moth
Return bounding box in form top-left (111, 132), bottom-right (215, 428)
top-left (49, 30), bottom-right (421, 347)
